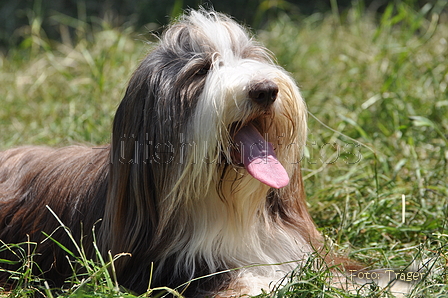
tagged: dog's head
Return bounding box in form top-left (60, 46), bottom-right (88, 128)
top-left (110, 8), bottom-right (307, 216)
top-left (105, 10), bottom-right (312, 288)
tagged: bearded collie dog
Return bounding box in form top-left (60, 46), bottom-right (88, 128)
top-left (0, 9), bottom-right (374, 297)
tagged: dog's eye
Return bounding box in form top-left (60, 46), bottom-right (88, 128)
top-left (196, 66), bottom-right (209, 76)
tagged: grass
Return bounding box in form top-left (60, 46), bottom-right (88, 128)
top-left (1, 1), bottom-right (447, 297)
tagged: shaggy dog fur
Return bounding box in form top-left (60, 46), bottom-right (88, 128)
top-left (0, 9), bottom-right (363, 296)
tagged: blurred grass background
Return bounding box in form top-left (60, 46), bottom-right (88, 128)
top-left (0, 0), bottom-right (447, 297)
top-left (0, 0), bottom-right (416, 49)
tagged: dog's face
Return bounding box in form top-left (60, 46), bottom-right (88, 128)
top-left (114, 10), bottom-right (307, 204)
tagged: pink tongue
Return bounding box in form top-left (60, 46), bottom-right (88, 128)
top-left (233, 123), bottom-right (289, 189)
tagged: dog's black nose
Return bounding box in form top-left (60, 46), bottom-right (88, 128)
top-left (249, 80), bottom-right (279, 106)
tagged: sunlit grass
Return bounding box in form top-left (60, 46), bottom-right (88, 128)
top-left (259, 2), bottom-right (448, 296)
top-left (1, 1), bottom-right (447, 297)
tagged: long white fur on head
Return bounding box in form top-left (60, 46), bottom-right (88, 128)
top-left (157, 11), bottom-right (312, 292)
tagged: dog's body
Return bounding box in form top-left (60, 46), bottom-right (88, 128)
top-left (0, 10), bottom-right (359, 296)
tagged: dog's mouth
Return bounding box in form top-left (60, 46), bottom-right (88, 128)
top-left (230, 121), bottom-right (289, 189)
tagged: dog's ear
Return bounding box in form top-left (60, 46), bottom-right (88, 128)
top-left (101, 53), bottom-right (160, 267)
